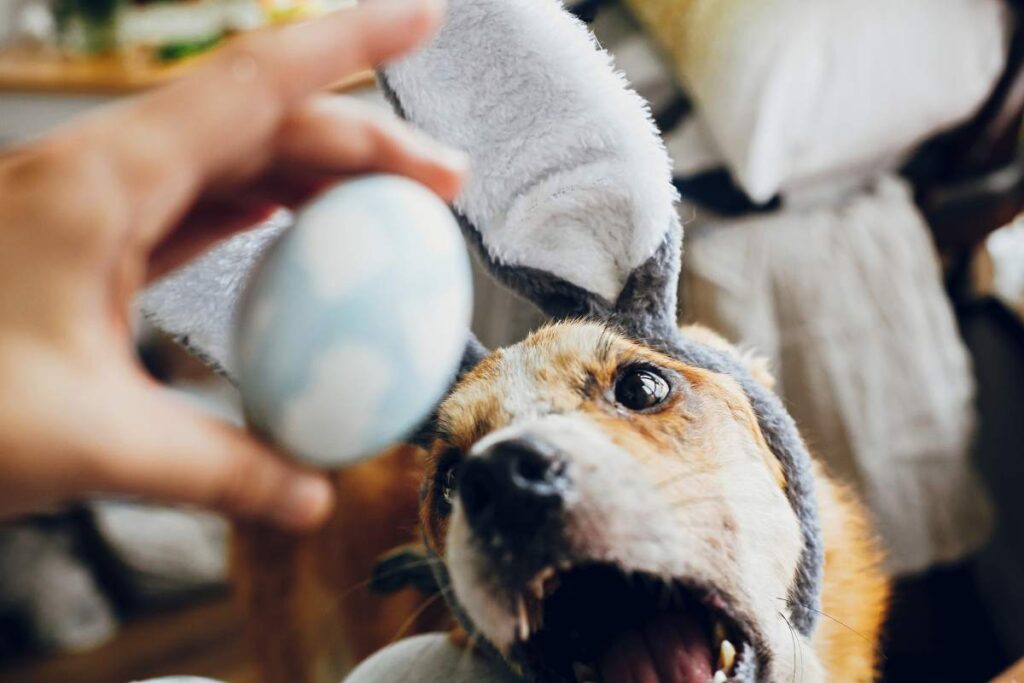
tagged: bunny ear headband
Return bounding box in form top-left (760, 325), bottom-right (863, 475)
top-left (141, 0), bottom-right (823, 646)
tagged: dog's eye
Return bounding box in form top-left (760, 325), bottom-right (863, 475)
top-left (615, 365), bottom-right (671, 411)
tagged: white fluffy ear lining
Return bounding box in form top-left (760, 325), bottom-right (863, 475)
top-left (139, 218), bottom-right (288, 379)
top-left (382, 0), bottom-right (678, 305)
top-left (679, 325), bottom-right (776, 390)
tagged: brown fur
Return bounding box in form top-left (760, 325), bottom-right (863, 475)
top-left (233, 323), bottom-right (888, 682)
top-left (233, 445), bottom-right (451, 683)
top-left (812, 470), bottom-right (890, 681)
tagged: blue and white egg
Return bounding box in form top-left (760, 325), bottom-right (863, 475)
top-left (235, 175), bottom-right (473, 468)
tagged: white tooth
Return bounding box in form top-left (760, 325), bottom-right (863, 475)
top-left (516, 598), bottom-right (530, 641)
top-left (713, 621), bottom-right (727, 647)
top-left (718, 639), bottom-right (736, 673)
top-left (712, 671), bottom-right (728, 683)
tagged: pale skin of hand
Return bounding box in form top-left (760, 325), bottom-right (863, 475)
top-left (0, 0), bottom-right (465, 529)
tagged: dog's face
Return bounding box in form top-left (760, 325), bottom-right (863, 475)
top-left (420, 321), bottom-right (820, 683)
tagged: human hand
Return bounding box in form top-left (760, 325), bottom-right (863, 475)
top-left (0, 0), bottom-right (464, 528)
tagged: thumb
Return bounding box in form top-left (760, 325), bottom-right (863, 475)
top-left (98, 381), bottom-right (334, 529)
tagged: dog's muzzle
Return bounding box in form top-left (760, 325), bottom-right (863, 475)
top-left (460, 437), bottom-right (569, 572)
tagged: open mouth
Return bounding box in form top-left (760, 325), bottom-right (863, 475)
top-left (511, 563), bottom-right (752, 683)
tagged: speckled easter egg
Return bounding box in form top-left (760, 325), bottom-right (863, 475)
top-left (235, 175), bottom-right (472, 467)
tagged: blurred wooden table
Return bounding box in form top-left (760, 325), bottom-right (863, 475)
top-left (0, 46), bottom-right (193, 95)
top-left (0, 45), bottom-right (375, 95)
top-left (0, 44), bottom-right (375, 144)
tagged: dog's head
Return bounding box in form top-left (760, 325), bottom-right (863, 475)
top-left (142, 1), bottom-right (826, 680)
top-left (419, 322), bottom-right (812, 682)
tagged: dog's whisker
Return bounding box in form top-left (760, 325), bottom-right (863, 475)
top-left (456, 630), bottom-right (480, 675)
top-left (778, 610), bottom-right (799, 683)
top-left (653, 457), bottom-right (768, 491)
top-left (775, 597), bottom-right (873, 646)
top-left (328, 557), bottom-right (444, 607)
top-left (665, 492), bottom-right (776, 507)
top-left (390, 591), bottom-right (445, 644)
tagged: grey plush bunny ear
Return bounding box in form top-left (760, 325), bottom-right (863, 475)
top-left (141, 217), bottom-right (288, 379)
top-left (380, 0), bottom-right (681, 336)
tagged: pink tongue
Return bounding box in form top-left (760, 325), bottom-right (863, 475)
top-left (599, 612), bottom-right (714, 683)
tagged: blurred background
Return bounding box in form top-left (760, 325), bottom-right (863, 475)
top-left (0, 0), bottom-right (1023, 681)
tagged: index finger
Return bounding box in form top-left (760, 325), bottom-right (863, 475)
top-left (97, 0), bottom-right (446, 243)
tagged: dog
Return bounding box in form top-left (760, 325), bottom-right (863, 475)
top-left (403, 321), bottom-right (889, 683)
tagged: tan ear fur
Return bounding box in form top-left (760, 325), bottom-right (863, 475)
top-left (811, 465), bottom-right (890, 681)
top-left (679, 324), bottom-right (777, 391)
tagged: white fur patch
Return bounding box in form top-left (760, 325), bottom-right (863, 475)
top-left (446, 508), bottom-right (519, 652)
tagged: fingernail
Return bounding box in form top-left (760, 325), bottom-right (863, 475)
top-left (275, 475), bottom-right (333, 529)
top-left (431, 147), bottom-right (470, 181)
top-left (388, 0), bottom-right (447, 37)
top-left (367, 0), bottom-right (446, 17)
top-left (412, 133), bottom-right (469, 172)
top-left (372, 0), bottom-right (445, 7)
top-left (440, 146), bottom-right (470, 173)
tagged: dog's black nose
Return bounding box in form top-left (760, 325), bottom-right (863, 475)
top-left (459, 437), bottom-right (567, 543)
